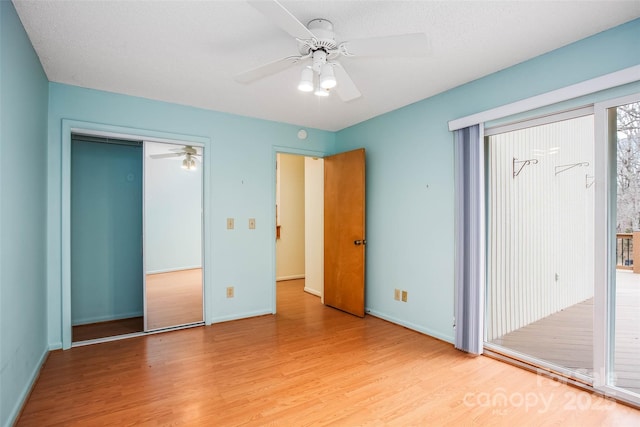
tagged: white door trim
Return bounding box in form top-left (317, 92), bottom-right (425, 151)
top-left (449, 65), bottom-right (640, 131)
top-left (61, 119), bottom-right (210, 349)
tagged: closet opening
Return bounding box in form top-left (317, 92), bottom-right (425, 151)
top-left (69, 133), bottom-right (205, 346)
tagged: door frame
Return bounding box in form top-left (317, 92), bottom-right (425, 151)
top-left (61, 119), bottom-right (211, 349)
top-left (271, 146), bottom-right (326, 314)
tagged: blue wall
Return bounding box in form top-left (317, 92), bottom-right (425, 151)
top-left (0, 2), bottom-right (49, 426)
top-left (71, 140), bottom-right (143, 325)
top-left (47, 84), bottom-right (337, 347)
top-left (336, 18), bottom-right (640, 342)
top-left (2, 3), bottom-right (639, 423)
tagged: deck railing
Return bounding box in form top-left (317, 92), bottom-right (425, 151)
top-left (616, 232), bottom-right (640, 273)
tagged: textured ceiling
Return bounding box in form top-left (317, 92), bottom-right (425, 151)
top-left (13, 0), bottom-right (640, 131)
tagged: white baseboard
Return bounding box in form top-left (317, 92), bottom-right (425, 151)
top-left (48, 342), bottom-right (62, 351)
top-left (72, 310), bottom-right (143, 326)
top-left (276, 274), bottom-right (305, 282)
top-left (208, 309), bottom-right (273, 324)
top-left (5, 346), bottom-right (48, 427)
top-left (146, 265), bottom-right (202, 275)
top-left (365, 308), bottom-right (454, 344)
top-left (303, 287), bottom-right (321, 297)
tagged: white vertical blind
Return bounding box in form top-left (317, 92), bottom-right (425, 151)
top-left (486, 115), bottom-right (595, 340)
top-left (454, 125), bottom-right (485, 354)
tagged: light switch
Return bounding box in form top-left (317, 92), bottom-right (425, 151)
top-left (227, 218), bottom-right (234, 229)
top-left (249, 218), bottom-right (256, 229)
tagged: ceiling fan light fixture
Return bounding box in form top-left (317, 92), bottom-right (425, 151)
top-left (297, 67), bottom-right (314, 92)
top-left (182, 154), bottom-right (197, 171)
top-left (319, 63), bottom-right (336, 89)
top-left (314, 84), bottom-right (330, 97)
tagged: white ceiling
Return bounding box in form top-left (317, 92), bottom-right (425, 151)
top-left (13, 0), bottom-right (640, 131)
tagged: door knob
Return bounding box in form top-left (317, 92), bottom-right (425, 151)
top-left (354, 239), bottom-right (366, 246)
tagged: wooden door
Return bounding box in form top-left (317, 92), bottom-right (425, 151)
top-left (324, 148), bottom-right (366, 317)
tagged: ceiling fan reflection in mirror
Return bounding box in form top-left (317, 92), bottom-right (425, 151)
top-left (149, 145), bottom-right (201, 171)
top-left (235, 0), bottom-right (429, 102)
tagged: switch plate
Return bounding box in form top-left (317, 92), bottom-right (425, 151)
top-left (227, 218), bottom-right (234, 229)
top-left (394, 289), bottom-right (401, 301)
top-left (249, 218), bottom-right (256, 229)
top-left (401, 290), bottom-right (408, 302)
top-left (226, 286), bottom-right (234, 298)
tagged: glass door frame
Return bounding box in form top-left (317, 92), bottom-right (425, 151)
top-left (594, 92), bottom-right (640, 406)
top-left (481, 92), bottom-right (640, 406)
top-left (483, 106), bottom-right (596, 386)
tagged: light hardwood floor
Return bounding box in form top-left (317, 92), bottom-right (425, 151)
top-left (72, 268), bottom-right (203, 342)
top-left (18, 280), bottom-right (640, 426)
top-left (72, 316), bottom-right (143, 342)
top-left (146, 268), bottom-right (203, 330)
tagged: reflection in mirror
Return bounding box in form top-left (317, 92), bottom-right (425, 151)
top-left (144, 141), bottom-right (203, 330)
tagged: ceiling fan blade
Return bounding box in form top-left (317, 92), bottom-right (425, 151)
top-left (170, 146), bottom-right (200, 155)
top-left (236, 55), bottom-right (303, 84)
top-left (150, 153), bottom-right (182, 159)
top-left (341, 33), bottom-right (428, 57)
top-left (248, 0), bottom-right (316, 40)
top-left (333, 63), bottom-right (361, 102)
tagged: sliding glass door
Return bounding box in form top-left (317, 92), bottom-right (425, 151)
top-left (485, 111), bottom-right (596, 381)
top-left (484, 96), bottom-right (640, 406)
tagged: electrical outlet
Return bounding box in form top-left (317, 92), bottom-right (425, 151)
top-left (226, 286), bottom-right (234, 298)
top-left (394, 289), bottom-right (401, 301)
top-left (249, 218), bottom-right (256, 229)
top-left (227, 218), bottom-right (234, 230)
top-left (401, 290), bottom-right (408, 302)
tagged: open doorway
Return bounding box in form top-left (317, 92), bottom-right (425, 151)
top-left (275, 153), bottom-right (324, 309)
top-left (70, 134), bottom-right (145, 342)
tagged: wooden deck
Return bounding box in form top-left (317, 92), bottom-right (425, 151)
top-left (491, 271), bottom-right (640, 395)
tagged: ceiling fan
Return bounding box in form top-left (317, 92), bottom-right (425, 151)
top-left (149, 145), bottom-right (201, 170)
top-left (236, 0), bottom-right (429, 102)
